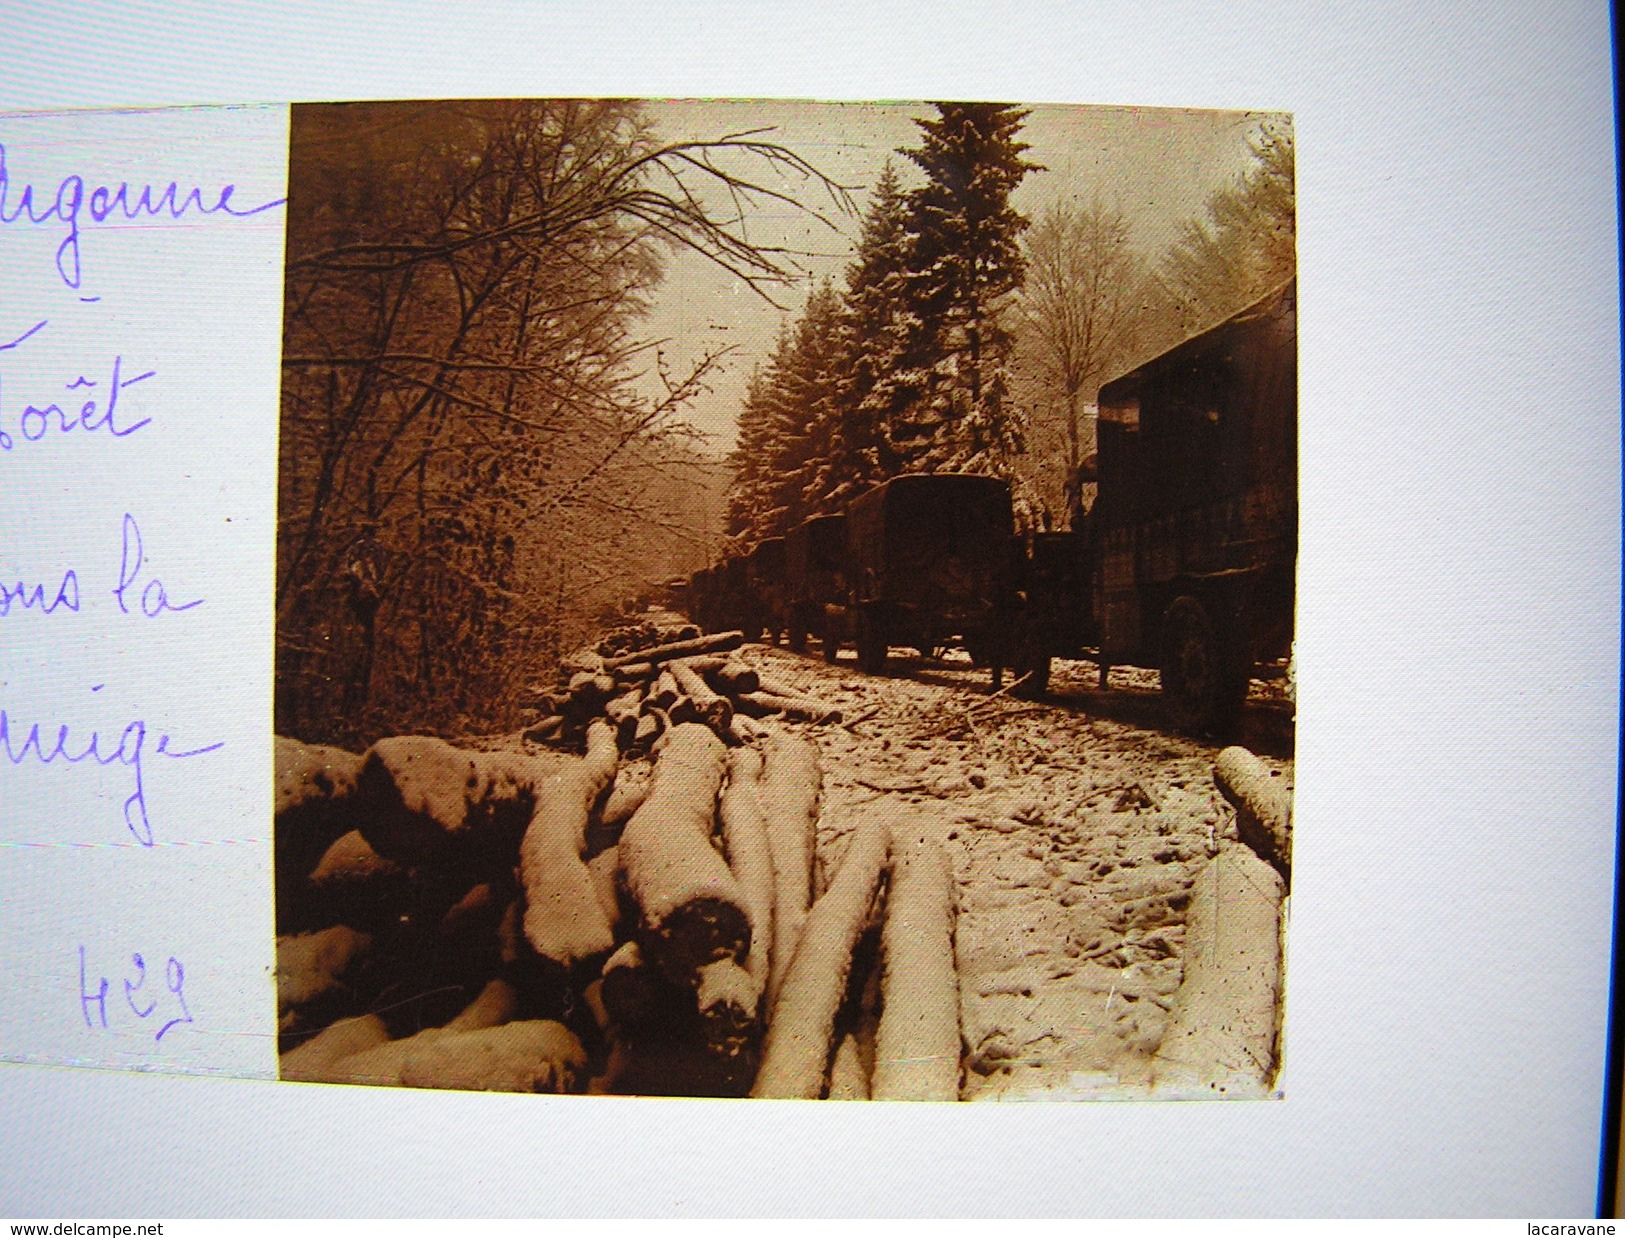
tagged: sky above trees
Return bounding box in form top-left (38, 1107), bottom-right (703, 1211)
top-left (635, 99), bottom-right (1285, 449)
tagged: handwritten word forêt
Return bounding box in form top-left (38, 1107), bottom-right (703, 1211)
top-left (79, 946), bottom-right (193, 1042)
top-left (0, 696), bottom-right (223, 846)
top-left (0, 349), bottom-right (155, 451)
top-left (0, 140), bottom-right (286, 290)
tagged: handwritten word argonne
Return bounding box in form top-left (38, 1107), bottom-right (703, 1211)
top-left (0, 140), bottom-right (286, 290)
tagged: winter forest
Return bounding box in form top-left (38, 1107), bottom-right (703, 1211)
top-left (276, 100), bottom-right (1295, 747)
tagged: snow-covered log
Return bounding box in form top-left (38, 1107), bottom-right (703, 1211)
top-left (1214, 746), bottom-right (1293, 884)
top-left (275, 736), bottom-right (362, 824)
top-left (718, 746), bottom-right (775, 988)
top-left (280, 1013), bottom-right (389, 1083)
top-left (332, 1016), bottom-right (587, 1092)
top-left (695, 956), bottom-right (763, 1093)
top-left (353, 737), bottom-right (568, 864)
top-left (397, 1021), bottom-right (588, 1093)
top-left (708, 662), bottom-right (761, 696)
top-left (598, 760), bottom-right (653, 837)
top-left (757, 729), bottom-right (822, 1011)
top-left (275, 737), bottom-right (363, 928)
top-left (617, 723), bottom-right (748, 984)
top-left (752, 816), bottom-right (890, 1099)
top-left (605, 686), bottom-right (645, 749)
top-left (586, 845), bottom-right (623, 932)
top-left (827, 1033), bottom-right (870, 1100)
top-left (302, 829), bottom-right (408, 931)
top-left (276, 925), bottom-right (372, 1014)
top-left (735, 690), bottom-right (843, 724)
top-left (612, 661), bottom-right (656, 685)
top-left (669, 659), bottom-right (734, 731)
top-left (872, 828), bottom-right (961, 1101)
top-left (670, 654), bottom-right (761, 696)
top-left (518, 720), bottom-right (620, 968)
top-left (599, 941), bottom-right (663, 1029)
top-left (602, 630), bottom-right (743, 671)
top-left (1150, 844), bottom-right (1285, 1099)
top-left (646, 669), bottom-right (680, 712)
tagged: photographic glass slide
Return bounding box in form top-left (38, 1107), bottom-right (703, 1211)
top-left (273, 98), bottom-right (1296, 1101)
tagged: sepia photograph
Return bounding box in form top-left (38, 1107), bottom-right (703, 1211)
top-left (271, 97), bottom-right (1297, 1101)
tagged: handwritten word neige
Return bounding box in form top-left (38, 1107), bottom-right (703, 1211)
top-left (0, 693), bottom-right (223, 846)
top-left (0, 141), bottom-right (286, 290)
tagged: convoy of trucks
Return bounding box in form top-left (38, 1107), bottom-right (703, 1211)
top-left (681, 279), bottom-right (1296, 736)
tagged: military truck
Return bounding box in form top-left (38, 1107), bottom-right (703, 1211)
top-left (744, 536), bottom-right (787, 644)
top-left (842, 473), bottom-right (1018, 676)
top-left (1021, 279), bottom-right (1297, 733)
top-left (783, 513), bottom-right (847, 660)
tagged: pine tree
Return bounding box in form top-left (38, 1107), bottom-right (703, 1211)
top-left (893, 103), bottom-right (1041, 475)
top-left (813, 161), bottom-right (915, 508)
top-left (724, 282), bottom-right (847, 545)
top-left (726, 354), bottom-right (785, 542)
top-left (764, 281), bottom-right (845, 535)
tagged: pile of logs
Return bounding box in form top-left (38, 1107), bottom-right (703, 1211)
top-left (520, 629), bottom-right (844, 753)
top-left (274, 619), bottom-right (961, 1100)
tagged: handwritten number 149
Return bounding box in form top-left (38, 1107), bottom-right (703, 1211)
top-left (79, 945), bottom-right (192, 1042)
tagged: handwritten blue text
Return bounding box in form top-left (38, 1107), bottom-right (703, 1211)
top-left (0, 349), bottom-right (155, 451)
top-left (114, 513), bottom-right (202, 618)
top-left (0, 696), bottom-right (223, 845)
top-left (0, 141), bottom-right (286, 290)
top-left (80, 945), bottom-right (193, 1042)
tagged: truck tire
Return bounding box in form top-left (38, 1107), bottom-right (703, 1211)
top-left (1013, 650), bottom-right (1051, 699)
top-left (1160, 594), bottom-right (1249, 735)
top-left (857, 609), bottom-right (888, 675)
top-left (822, 618), bottom-right (843, 664)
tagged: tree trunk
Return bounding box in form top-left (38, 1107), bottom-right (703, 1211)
top-left (872, 828), bottom-right (961, 1100)
top-left (752, 816), bottom-right (890, 1099)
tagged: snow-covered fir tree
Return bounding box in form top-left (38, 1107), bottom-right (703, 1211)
top-left (725, 283), bottom-right (846, 547)
top-left (810, 162), bottom-right (915, 509)
top-left (1161, 119), bottom-right (1295, 335)
top-left (892, 103), bottom-right (1041, 475)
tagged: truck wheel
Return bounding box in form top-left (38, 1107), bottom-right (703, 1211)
top-left (857, 610), bottom-right (888, 675)
top-left (1013, 649), bottom-right (1051, 699)
top-left (1160, 595), bottom-right (1249, 735)
top-left (822, 618), bottom-right (843, 664)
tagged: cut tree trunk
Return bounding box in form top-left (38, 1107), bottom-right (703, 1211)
top-left (602, 631), bottom-right (743, 671)
top-left (718, 746), bottom-right (775, 988)
top-left (1214, 745), bottom-right (1293, 885)
top-left (353, 737), bottom-right (569, 865)
top-left (752, 816), bottom-right (890, 1100)
top-left (872, 828), bottom-right (961, 1101)
top-left (735, 691), bottom-right (843, 724)
top-left (757, 729), bottom-right (822, 1013)
top-left (517, 721), bottom-right (620, 968)
top-left (280, 1013), bottom-right (389, 1083)
top-left (617, 724), bottom-right (749, 985)
top-left (1150, 844), bottom-right (1285, 1099)
top-left (669, 659), bottom-right (734, 731)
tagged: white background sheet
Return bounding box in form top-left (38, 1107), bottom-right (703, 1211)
top-left (0, 0), bottom-right (1618, 1217)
